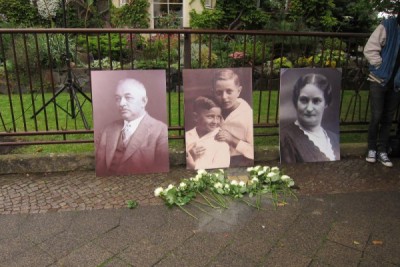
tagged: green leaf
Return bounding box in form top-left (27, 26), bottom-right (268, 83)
top-left (126, 200), bottom-right (138, 209)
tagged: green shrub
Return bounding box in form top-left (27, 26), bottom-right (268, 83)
top-left (78, 34), bottom-right (129, 61)
top-left (191, 43), bottom-right (218, 68)
top-left (111, 0), bottom-right (149, 28)
top-left (189, 8), bottom-right (224, 29)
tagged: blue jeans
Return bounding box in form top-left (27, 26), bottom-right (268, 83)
top-left (368, 81), bottom-right (400, 152)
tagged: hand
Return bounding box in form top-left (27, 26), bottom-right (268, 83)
top-left (188, 143), bottom-right (206, 161)
top-left (215, 129), bottom-right (239, 147)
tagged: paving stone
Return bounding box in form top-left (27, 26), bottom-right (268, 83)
top-left (56, 242), bottom-right (114, 267)
top-left (314, 240), bottom-right (363, 266)
top-left (207, 248), bottom-right (258, 267)
top-left (155, 232), bottom-right (231, 267)
top-left (0, 246), bottom-right (55, 267)
top-left (263, 246), bottom-right (312, 267)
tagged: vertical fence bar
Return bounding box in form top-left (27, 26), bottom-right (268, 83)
top-left (11, 33), bottom-right (28, 131)
top-left (33, 33), bottom-right (47, 131)
top-left (23, 33), bottom-right (38, 131)
top-left (46, 33), bottom-right (59, 130)
top-left (0, 33), bottom-right (16, 132)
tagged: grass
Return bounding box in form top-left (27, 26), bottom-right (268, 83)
top-left (0, 89), bottom-right (371, 154)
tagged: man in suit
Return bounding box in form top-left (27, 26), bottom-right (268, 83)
top-left (96, 78), bottom-right (169, 176)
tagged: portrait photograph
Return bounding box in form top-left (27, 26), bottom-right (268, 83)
top-left (279, 68), bottom-right (342, 164)
top-left (91, 70), bottom-right (170, 176)
top-left (183, 68), bottom-right (254, 170)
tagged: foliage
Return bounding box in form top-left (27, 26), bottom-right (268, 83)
top-left (189, 0), bottom-right (270, 30)
top-left (0, 0), bottom-right (44, 27)
top-left (309, 49), bottom-right (347, 68)
top-left (190, 43), bottom-right (218, 68)
top-left (289, 0), bottom-right (338, 31)
top-left (154, 167), bottom-right (296, 218)
top-left (78, 34), bottom-right (129, 61)
top-left (133, 60), bottom-right (168, 70)
top-left (154, 11), bottom-right (182, 29)
top-left (90, 57), bottom-right (121, 70)
top-left (111, 0), bottom-right (149, 28)
top-left (215, 0), bottom-right (270, 30)
top-left (189, 8), bottom-right (224, 29)
top-left (5, 33), bottom-right (77, 75)
top-left (126, 200), bottom-right (138, 209)
top-left (34, 0), bottom-right (60, 21)
top-left (265, 57), bottom-right (293, 77)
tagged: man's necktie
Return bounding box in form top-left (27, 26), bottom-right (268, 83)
top-left (121, 124), bottom-right (131, 147)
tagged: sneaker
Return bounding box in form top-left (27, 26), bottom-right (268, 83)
top-left (377, 152), bottom-right (393, 167)
top-left (366, 150), bottom-right (376, 163)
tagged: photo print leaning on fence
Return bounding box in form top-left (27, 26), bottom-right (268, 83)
top-left (183, 68), bottom-right (254, 169)
top-left (92, 70), bottom-right (169, 176)
top-left (279, 68), bottom-right (342, 164)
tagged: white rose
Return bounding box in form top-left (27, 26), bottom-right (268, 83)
top-left (281, 175), bottom-right (291, 181)
top-left (230, 180), bottom-right (239, 186)
top-left (214, 182), bottom-right (223, 189)
top-left (267, 172), bottom-right (279, 182)
top-left (251, 177), bottom-right (259, 183)
top-left (154, 187), bottom-right (163, 197)
top-left (197, 169), bottom-right (207, 175)
top-left (257, 170), bottom-right (265, 176)
top-left (179, 182), bottom-right (187, 189)
top-left (239, 181), bottom-right (246, 187)
top-left (271, 167), bottom-right (280, 173)
top-left (165, 184), bottom-right (174, 192)
top-left (246, 167), bottom-right (254, 172)
top-left (224, 184), bottom-right (230, 189)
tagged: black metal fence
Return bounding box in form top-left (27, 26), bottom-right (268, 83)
top-left (0, 28), bottom-right (374, 147)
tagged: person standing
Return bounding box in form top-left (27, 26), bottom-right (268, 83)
top-left (363, 12), bottom-right (400, 167)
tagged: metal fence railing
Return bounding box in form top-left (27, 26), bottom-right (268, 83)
top-left (0, 28), bottom-right (376, 148)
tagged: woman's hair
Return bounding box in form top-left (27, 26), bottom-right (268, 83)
top-left (213, 69), bottom-right (241, 88)
top-left (292, 73), bottom-right (333, 107)
top-left (193, 96), bottom-right (220, 113)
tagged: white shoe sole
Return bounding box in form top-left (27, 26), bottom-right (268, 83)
top-left (378, 160), bottom-right (393, 167)
top-left (366, 157), bottom-right (376, 163)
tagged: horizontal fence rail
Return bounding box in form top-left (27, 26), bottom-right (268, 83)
top-left (0, 28), bottom-right (384, 149)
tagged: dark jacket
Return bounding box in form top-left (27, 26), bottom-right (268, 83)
top-left (280, 122), bottom-right (340, 163)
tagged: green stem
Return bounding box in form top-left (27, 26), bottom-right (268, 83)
top-left (241, 198), bottom-right (266, 210)
top-left (198, 191), bottom-right (219, 209)
top-left (210, 190), bottom-right (227, 209)
top-left (178, 205), bottom-right (198, 220)
top-left (192, 203), bottom-right (214, 217)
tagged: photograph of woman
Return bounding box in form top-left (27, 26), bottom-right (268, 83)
top-left (279, 68), bottom-right (341, 163)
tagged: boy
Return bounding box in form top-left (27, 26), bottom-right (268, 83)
top-left (185, 96), bottom-right (230, 170)
top-left (213, 69), bottom-right (254, 167)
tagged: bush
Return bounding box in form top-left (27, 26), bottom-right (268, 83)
top-left (111, 0), bottom-right (149, 28)
top-left (189, 9), bottom-right (224, 29)
top-left (0, 0), bottom-right (44, 27)
top-left (191, 43), bottom-right (218, 68)
top-left (78, 34), bottom-right (129, 62)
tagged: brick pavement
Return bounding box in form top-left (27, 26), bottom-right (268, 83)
top-left (1, 156), bottom-right (400, 215)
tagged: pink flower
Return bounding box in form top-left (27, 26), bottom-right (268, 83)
top-left (229, 51), bottom-right (244, 59)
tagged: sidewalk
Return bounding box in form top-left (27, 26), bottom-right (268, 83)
top-left (0, 156), bottom-right (399, 266)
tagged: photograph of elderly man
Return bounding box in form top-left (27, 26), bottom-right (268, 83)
top-left (183, 68), bottom-right (254, 169)
top-left (92, 70), bottom-right (169, 176)
top-left (279, 68), bottom-right (341, 164)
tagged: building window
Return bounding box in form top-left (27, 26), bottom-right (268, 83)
top-left (153, 0), bottom-right (183, 28)
top-left (205, 0), bottom-right (212, 8)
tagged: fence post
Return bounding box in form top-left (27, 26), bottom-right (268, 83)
top-left (184, 28), bottom-right (191, 69)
